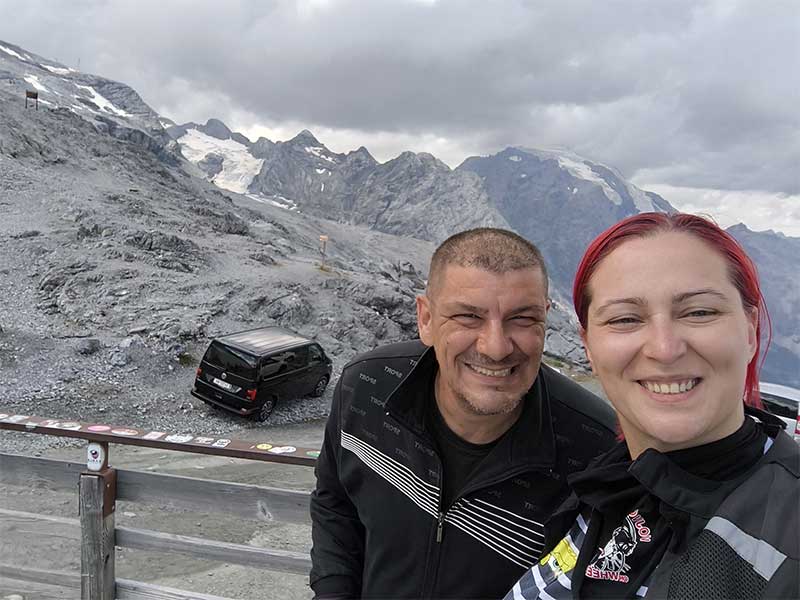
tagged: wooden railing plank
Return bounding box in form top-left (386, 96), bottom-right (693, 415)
top-left (115, 527), bottom-right (311, 575)
top-left (0, 453), bottom-right (311, 524)
top-left (0, 563), bottom-right (80, 588)
top-left (0, 509), bottom-right (309, 575)
top-left (116, 469), bottom-right (310, 523)
top-left (116, 578), bottom-right (233, 600)
top-left (0, 452), bottom-right (83, 491)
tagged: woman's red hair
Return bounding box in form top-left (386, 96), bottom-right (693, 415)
top-left (572, 212), bottom-right (771, 408)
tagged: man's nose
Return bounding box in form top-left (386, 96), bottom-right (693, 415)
top-left (476, 320), bottom-right (514, 361)
top-left (643, 319), bottom-right (687, 364)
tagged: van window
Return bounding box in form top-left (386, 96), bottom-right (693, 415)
top-left (260, 346), bottom-right (309, 379)
top-left (309, 344), bottom-right (323, 362)
top-left (289, 346), bottom-right (309, 370)
top-left (205, 342), bottom-right (258, 379)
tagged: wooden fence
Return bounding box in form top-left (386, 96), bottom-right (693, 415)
top-left (0, 414), bottom-right (319, 600)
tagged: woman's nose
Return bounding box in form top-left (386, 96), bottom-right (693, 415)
top-left (643, 320), bottom-right (687, 363)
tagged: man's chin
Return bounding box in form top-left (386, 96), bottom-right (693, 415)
top-left (458, 391), bottom-right (524, 417)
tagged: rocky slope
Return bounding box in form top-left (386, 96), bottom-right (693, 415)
top-left (0, 75), bottom-right (436, 452)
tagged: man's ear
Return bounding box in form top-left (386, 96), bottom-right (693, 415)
top-left (417, 295), bottom-right (433, 346)
top-left (579, 326), bottom-right (595, 373)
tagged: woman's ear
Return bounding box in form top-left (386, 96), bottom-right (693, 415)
top-left (745, 306), bottom-right (758, 362)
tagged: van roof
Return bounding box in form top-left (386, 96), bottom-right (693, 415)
top-left (214, 326), bottom-right (313, 357)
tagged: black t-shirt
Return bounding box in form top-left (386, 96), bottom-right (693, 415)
top-left (570, 417), bottom-right (767, 599)
top-left (425, 384), bottom-right (499, 511)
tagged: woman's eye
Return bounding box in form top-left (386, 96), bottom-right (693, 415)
top-left (684, 309), bottom-right (718, 319)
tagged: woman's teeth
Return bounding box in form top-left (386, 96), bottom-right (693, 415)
top-left (641, 379), bottom-right (699, 395)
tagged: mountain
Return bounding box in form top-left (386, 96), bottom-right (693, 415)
top-left (0, 40), bottom-right (435, 431)
top-left (457, 147), bottom-right (675, 293)
top-left (728, 225), bottom-right (800, 387)
top-left (0, 40), bottom-right (176, 163)
top-left (2, 38), bottom-right (797, 389)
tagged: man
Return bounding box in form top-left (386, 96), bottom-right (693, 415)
top-left (310, 228), bottom-right (617, 599)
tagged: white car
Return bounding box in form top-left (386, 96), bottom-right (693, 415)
top-left (760, 381), bottom-right (800, 441)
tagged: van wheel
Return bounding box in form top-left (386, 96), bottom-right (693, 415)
top-left (255, 396), bottom-right (277, 422)
top-left (312, 376), bottom-right (329, 397)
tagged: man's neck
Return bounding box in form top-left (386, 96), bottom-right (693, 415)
top-left (434, 387), bottom-right (523, 445)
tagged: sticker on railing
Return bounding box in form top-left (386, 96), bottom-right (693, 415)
top-left (268, 446), bottom-right (297, 454)
top-left (111, 428), bottom-right (139, 436)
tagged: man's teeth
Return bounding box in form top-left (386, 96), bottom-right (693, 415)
top-left (641, 379), bottom-right (699, 394)
top-left (469, 364), bottom-right (513, 377)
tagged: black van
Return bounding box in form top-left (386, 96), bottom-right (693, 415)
top-left (191, 326), bottom-right (333, 421)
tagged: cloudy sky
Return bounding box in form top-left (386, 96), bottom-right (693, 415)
top-left (1, 0), bottom-right (798, 235)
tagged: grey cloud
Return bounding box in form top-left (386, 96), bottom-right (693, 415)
top-left (0, 0), bottom-right (797, 193)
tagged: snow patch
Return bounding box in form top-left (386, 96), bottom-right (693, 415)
top-left (305, 146), bottom-right (336, 163)
top-left (555, 155), bottom-right (623, 205)
top-left (520, 173), bottom-right (527, 178)
top-left (315, 168), bottom-right (327, 175)
top-left (41, 64), bottom-right (75, 75)
top-left (246, 193), bottom-right (299, 212)
top-left (626, 184), bottom-right (657, 213)
top-left (24, 75), bottom-right (48, 92)
top-left (180, 129), bottom-right (264, 194)
top-left (508, 155), bottom-right (522, 162)
top-left (321, 183), bottom-right (325, 192)
top-left (0, 44), bottom-right (25, 60)
top-left (75, 84), bottom-right (132, 117)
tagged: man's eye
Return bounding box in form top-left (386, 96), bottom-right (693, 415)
top-left (607, 316), bottom-right (641, 327)
top-left (510, 316), bottom-right (540, 326)
top-left (452, 314), bottom-right (481, 324)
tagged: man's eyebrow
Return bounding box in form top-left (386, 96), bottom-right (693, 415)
top-left (440, 302), bottom-right (487, 315)
top-left (439, 302), bottom-right (547, 316)
top-left (508, 304), bottom-right (547, 316)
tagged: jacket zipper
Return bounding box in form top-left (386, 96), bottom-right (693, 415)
top-left (385, 409), bottom-right (554, 594)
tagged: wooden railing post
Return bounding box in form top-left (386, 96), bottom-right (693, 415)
top-left (80, 441), bottom-right (116, 600)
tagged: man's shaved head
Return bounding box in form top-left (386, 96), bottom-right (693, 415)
top-left (427, 228), bottom-right (549, 297)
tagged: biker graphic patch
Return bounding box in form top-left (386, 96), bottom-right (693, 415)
top-left (585, 509), bottom-right (652, 583)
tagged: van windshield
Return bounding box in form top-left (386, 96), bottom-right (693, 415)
top-left (205, 342), bottom-right (258, 380)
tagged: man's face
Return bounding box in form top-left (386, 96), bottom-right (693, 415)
top-left (417, 265), bottom-right (549, 420)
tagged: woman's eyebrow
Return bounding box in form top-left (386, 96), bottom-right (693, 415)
top-left (593, 297), bottom-right (645, 315)
top-left (673, 289), bottom-right (729, 303)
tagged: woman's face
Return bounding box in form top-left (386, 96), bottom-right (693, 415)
top-left (582, 231), bottom-right (758, 458)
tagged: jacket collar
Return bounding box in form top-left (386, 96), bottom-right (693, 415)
top-left (628, 406), bottom-right (799, 518)
top-left (385, 345), bottom-right (557, 473)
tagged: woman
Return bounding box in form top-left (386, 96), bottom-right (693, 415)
top-left (505, 213), bottom-right (799, 599)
